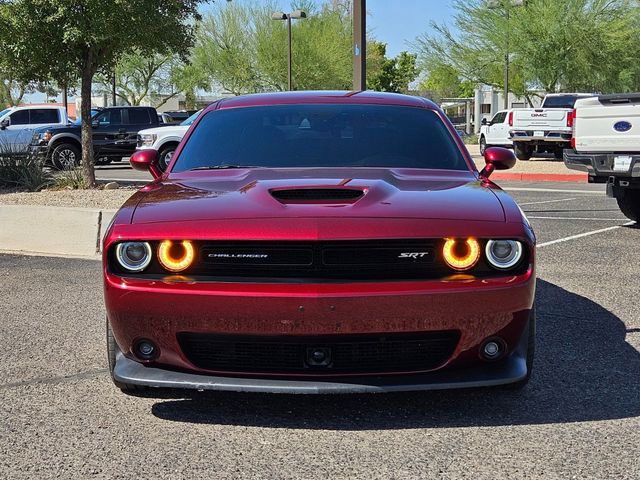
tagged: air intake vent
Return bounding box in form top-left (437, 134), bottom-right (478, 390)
top-left (271, 188), bottom-right (364, 203)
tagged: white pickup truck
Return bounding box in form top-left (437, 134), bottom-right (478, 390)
top-left (510, 93), bottom-right (593, 160)
top-left (564, 94), bottom-right (640, 221)
top-left (0, 105), bottom-right (69, 151)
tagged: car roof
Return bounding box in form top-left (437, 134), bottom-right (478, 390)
top-left (208, 91), bottom-right (435, 112)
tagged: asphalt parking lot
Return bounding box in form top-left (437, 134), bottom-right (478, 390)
top-left (1, 182), bottom-right (639, 479)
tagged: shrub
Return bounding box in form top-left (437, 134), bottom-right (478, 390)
top-left (51, 167), bottom-right (88, 190)
top-left (0, 139), bottom-right (52, 191)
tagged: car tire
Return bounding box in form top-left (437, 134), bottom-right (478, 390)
top-left (615, 189), bottom-right (640, 222)
top-left (157, 145), bottom-right (177, 172)
top-left (51, 143), bottom-right (81, 170)
top-left (106, 318), bottom-right (149, 394)
top-left (502, 305), bottom-right (536, 390)
top-left (514, 143), bottom-right (532, 161)
top-left (479, 136), bottom-right (488, 156)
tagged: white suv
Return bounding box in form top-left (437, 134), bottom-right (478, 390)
top-left (479, 109), bottom-right (513, 156)
top-left (136, 110), bottom-right (202, 171)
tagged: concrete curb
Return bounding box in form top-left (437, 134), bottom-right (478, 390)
top-left (0, 205), bottom-right (116, 259)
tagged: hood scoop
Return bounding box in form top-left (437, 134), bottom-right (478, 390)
top-left (270, 187), bottom-right (365, 204)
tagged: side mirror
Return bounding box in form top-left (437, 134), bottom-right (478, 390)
top-left (480, 147), bottom-right (516, 179)
top-left (0, 119), bottom-right (9, 130)
top-left (481, 118), bottom-right (488, 126)
top-left (130, 149), bottom-right (162, 179)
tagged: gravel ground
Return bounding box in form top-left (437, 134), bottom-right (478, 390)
top-left (0, 186), bottom-right (638, 479)
top-left (0, 187), bottom-right (136, 209)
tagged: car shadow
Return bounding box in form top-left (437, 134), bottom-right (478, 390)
top-left (150, 279), bottom-right (640, 430)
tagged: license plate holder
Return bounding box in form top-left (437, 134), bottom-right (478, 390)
top-left (613, 155), bottom-right (632, 172)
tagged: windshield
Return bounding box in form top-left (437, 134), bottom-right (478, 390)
top-left (173, 104), bottom-right (467, 172)
top-left (180, 110), bottom-right (202, 126)
top-left (542, 95), bottom-right (587, 109)
top-left (73, 110), bottom-right (101, 124)
top-left (0, 108), bottom-right (10, 118)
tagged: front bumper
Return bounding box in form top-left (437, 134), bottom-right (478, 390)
top-left (112, 316), bottom-right (531, 393)
top-left (564, 150), bottom-right (640, 178)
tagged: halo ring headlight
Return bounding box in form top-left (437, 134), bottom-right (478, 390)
top-left (485, 240), bottom-right (523, 270)
top-left (442, 238), bottom-right (481, 271)
top-left (115, 242), bottom-right (152, 272)
top-left (158, 240), bottom-right (195, 273)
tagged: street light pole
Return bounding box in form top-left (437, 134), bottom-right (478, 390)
top-left (487, 0), bottom-right (524, 110)
top-left (272, 10), bottom-right (307, 91)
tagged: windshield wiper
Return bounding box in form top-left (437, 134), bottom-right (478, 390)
top-left (188, 165), bottom-right (261, 171)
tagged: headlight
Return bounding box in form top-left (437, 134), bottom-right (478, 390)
top-left (115, 242), bottom-right (152, 272)
top-left (442, 238), bottom-right (481, 271)
top-left (138, 133), bottom-right (157, 147)
top-left (485, 240), bottom-right (523, 270)
top-left (158, 240), bottom-right (195, 272)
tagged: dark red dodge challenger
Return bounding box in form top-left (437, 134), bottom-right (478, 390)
top-left (103, 91), bottom-right (536, 394)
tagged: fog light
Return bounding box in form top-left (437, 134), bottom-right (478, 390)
top-left (134, 339), bottom-right (158, 360)
top-left (481, 339), bottom-right (505, 361)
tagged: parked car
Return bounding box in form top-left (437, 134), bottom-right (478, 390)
top-left (104, 91), bottom-right (536, 395)
top-left (564, 93), bottom-right (640, 221)
top-left (0, 105), bottom-right (69, 151)
top-left (479, 109), bottom-right (513, 156)
top-left (158, 110), bottom-right (191, 125)
top-left (30, 106), bottom-right (159, 169)
top-left (137, 110), bottom-right (202, 171)
top-left (510, 93), bottom-right (593, 160)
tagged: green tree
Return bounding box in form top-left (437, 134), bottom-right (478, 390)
top-left (367, 42), bottom-right (419, 93)
top-left (419, 64), bottom-right (475, 100)
top-left (415, 0), bottom-right (639, 97)
top-left (192, 0), bottom-right (353, 95)
top-left (0, 0), bottom-right (206, 187)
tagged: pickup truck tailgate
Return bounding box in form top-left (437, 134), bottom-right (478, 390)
top-left (574, 96), bottom-right (640, 153)
top-left (512, 109), bottom-right (568, 129)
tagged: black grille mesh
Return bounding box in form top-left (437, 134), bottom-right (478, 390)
top-left (177, 331), bottom-right (460, 374)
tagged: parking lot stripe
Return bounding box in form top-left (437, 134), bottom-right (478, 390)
top-left (519, 198), bottom-right (577, 206)
top-left (506, 187), bottom-right (601, 195)
top-left (537, 222), bottom-right (635, 248)
top-left (528, 216), bottom-right (626, 221)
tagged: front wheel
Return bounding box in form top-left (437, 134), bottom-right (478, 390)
top-left (615, 189), bottom-right (640, 222)
top-left (514, 142), bottom-right (532, 161)
top-left (157, 146), bottom-right (177, 172)
top-left (479, 136), bottom-right (488, 156)
top-left (50, 143), bottom-right (81, 170)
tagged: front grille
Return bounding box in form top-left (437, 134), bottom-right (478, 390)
top-left (196, 240), bottom-right (444, 280)
top-left (271, 188), bottom-right (364, 202)
top-left (177, 331), bottom-right (460, 374)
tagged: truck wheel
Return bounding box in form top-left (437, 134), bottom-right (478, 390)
top-left (106, 318), bottom-right (149, 394)
top-left (616, 189), bottom-right (640, 222)
top-left (514, 143), bottom-right (532, 161)
top-left (51, 143), bottom-right (81, 170)
top-left (479, 136), bottom-right (488, 156)
top-left (157, 145), bottom-right (177, 172)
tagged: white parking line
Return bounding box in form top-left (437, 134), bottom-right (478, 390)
top-left (538, 221), bottom-right (635, 248)
top-left (505, 187), bottom-right (601, 195)
top-left (519, 197), bottom-right (576, 206)
top-left (529, 216), bottom-right (625, 221)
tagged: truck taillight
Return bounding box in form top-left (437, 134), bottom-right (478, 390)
top-left (571, 136), bottom-right (576, 149)
top-left (567, 109), bottom-right (576, 128)
top-left (508, 111), bottom-right (514, 127)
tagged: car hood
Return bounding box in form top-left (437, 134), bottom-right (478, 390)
top-left (131, 168), bottom-right (505, 224)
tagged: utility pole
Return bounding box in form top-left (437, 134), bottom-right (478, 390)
top-left (352, 0), bottom-right (366, 91)
top-left (272, 10), bottom-right (307, 91)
